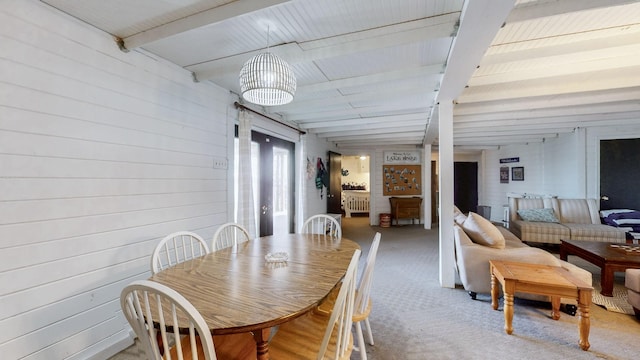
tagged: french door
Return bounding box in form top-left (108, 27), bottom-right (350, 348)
top-left (235, 128), bottom-right (295, 237)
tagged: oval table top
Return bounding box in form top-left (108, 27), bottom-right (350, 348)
top-left (148, 233), bottom-right (360, 335)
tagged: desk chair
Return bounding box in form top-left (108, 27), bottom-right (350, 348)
top-left (150, 231), bottom-right (209, 274)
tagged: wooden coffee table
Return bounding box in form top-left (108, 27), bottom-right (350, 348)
top-left (560, 239), bottom-right (640, 297)
top-left (489, 260), bottom-right (592, 351)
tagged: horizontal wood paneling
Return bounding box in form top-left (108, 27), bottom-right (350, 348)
top-left (0, 1), bottom-right (234, 358)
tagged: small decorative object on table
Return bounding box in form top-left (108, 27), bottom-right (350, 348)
top-left (265, 251), bottom-right (289, 263)
top-left (610, 244), bottom-right (640, 255)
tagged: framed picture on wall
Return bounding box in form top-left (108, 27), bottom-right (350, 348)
top-left (512, 166), bottom-right (524, 181)
top-left (500, 166), bottom-right (509, 183)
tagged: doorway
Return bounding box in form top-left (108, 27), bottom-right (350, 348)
top-left (235, 129), bottom-right (295, 237)
top-left (600, 138), bottom-right (640, 210)
top-left (453, 162), bottom-right (478, 214)
top-left (327, 151), bottom-right (342, 214)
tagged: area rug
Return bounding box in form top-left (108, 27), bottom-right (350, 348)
top-left (591, 277), bottom-right (634, 315)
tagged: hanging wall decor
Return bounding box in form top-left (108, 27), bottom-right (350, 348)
top-left (512, 166), bottom-right (525, 181)
top-left (383, 151), bottom-right (421, 195)
top-left (500, 166), bottom-right (509, 183)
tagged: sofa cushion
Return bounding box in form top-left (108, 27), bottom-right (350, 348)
top-left (453, 206), bottom-right (467, 225)
top-left (461, 212), bottom-right (505, 249)
top-left (564, 223), bottom-right (626, 243)
top-left (517, 208), bottom-right (559, 223)
top-left (510, 219), bottom-right (570, 244)
top-left (556, 198), bottom-right (599, 224)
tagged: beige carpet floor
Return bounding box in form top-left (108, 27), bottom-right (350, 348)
top-left (110, 217), bottom-right (640, 359)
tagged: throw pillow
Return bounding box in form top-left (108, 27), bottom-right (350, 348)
top-left (453, 206), bottom-right (467, 225)
top-left (517, 208), bottom-right (560, 223)
top-left (461, 212), bottom-right (505, 249)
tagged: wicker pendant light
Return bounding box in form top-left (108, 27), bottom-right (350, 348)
top-left (239, 27), bottom-right (296, 106)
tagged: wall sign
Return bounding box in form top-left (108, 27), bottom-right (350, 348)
top-left (384, 151), bottom-right (421, 165)
top-left (500, 157), bottom-right (520, 163)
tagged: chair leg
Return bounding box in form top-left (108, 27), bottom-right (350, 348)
top-left (363, 318), bottom-right (374, 345)
top-left (354, 322), bottom-right (367, 360)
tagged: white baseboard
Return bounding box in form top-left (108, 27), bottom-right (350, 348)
top-left (87, 330), bottom-right (135, 360)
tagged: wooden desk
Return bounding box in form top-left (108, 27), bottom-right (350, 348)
top-left (489, 260), bottom-right (592, 351)
top-left (149, 233), bottom-right (360, 360)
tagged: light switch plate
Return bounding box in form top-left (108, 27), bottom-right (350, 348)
top-left (212, 157), bottom-right (228, 169)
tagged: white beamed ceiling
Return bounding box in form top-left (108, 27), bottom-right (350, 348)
top-left (40, 0), bottom-right (640, 151)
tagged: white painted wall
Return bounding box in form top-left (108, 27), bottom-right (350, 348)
top-left (1, 1), bottom-right (229, 359)
top-left (480, 124), bottom-right (640, 223)
top-left (542, 132), bottom-right (584, 197)
top-left (370, 146), bottom-right (427, 226)
top-left (302, 134), bottom-right (335, 222)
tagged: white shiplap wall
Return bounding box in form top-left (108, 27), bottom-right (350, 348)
top-left (371, 146), bottom-right (427, 226)
top-left (0, 1), bottom-right (231, 359)
top-left (481, 124), bottom-right (640, 223)
top-left (481, 143), bottom-right (546, 222)
top-left (303, 134), bottom-right (335, 224)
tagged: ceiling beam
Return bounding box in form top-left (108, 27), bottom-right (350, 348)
top-left (291, 65), bottom-right (443, 97)
top-left (189, 14), bottom-right (458, 80)
top-left (505, 0), bottom-right (639, 24)
top-left (427, 0), bottom-right (516, 144)
top-left (470, 55), bottom-right (640, 87)
top-left (331, 132), bottom-right (423, 140)
top-left (119, 0), bottom-right (292, 50)
top-left (317, 125), bottom-right (426, 138)
top-left (336, 139), bottom-right (424, 148)
top-left (313, 120), bottom-right (428, 134)
top-left (288, 106), bottom-right (431, 122)
top-left (436, 0), bottom-right (516, 101)
top-left (454, 87), bottom-right (640, 115)
top-left (480, 29), bottom-right (640, 67)
top-left (458, 66), bottom-right (640, 103)
top-left (297, 112), bottom-right (428, 129)
top-left (455, 101), bottom-right (640, 123)
top-left (276, 84), bottom-right (436, 113)
top-left (454, 111), bottom-right (640, 129)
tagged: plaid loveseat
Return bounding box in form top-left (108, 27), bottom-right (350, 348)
top-left (508, 197), bottom-right (626, 244)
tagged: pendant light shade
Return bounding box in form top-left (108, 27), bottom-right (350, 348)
top-left (239, 52), bottom-right (296, 106)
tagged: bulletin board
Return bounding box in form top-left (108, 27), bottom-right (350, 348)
top-left (383, 165), bottom-right (422, 195)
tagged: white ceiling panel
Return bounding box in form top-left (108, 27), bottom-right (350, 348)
top-left (40, 0), bottom-right (640, 149)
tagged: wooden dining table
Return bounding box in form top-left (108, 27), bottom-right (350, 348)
top-left (148, 233), bottom-right (360, 360)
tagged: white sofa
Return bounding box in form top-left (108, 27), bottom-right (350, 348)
top-left (453, 211), bottom-right (592, 302)
top-left (508, 197), bottom-right (626, 244)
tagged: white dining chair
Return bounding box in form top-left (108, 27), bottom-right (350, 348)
top-left (150, 231), bottom-right (210, 274)
top-left (314, 232), bottom-right (381, 360)
top-left (268, 249), bottom-right (360, 359)
top-left (352, 232), bottom-right (381, 360)
top-left (301, 214), bottom-right (342, 239)
top-left (211, 222), bottom-right (251, 251)
top-left (120, 280), bottom-right (218, 360)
